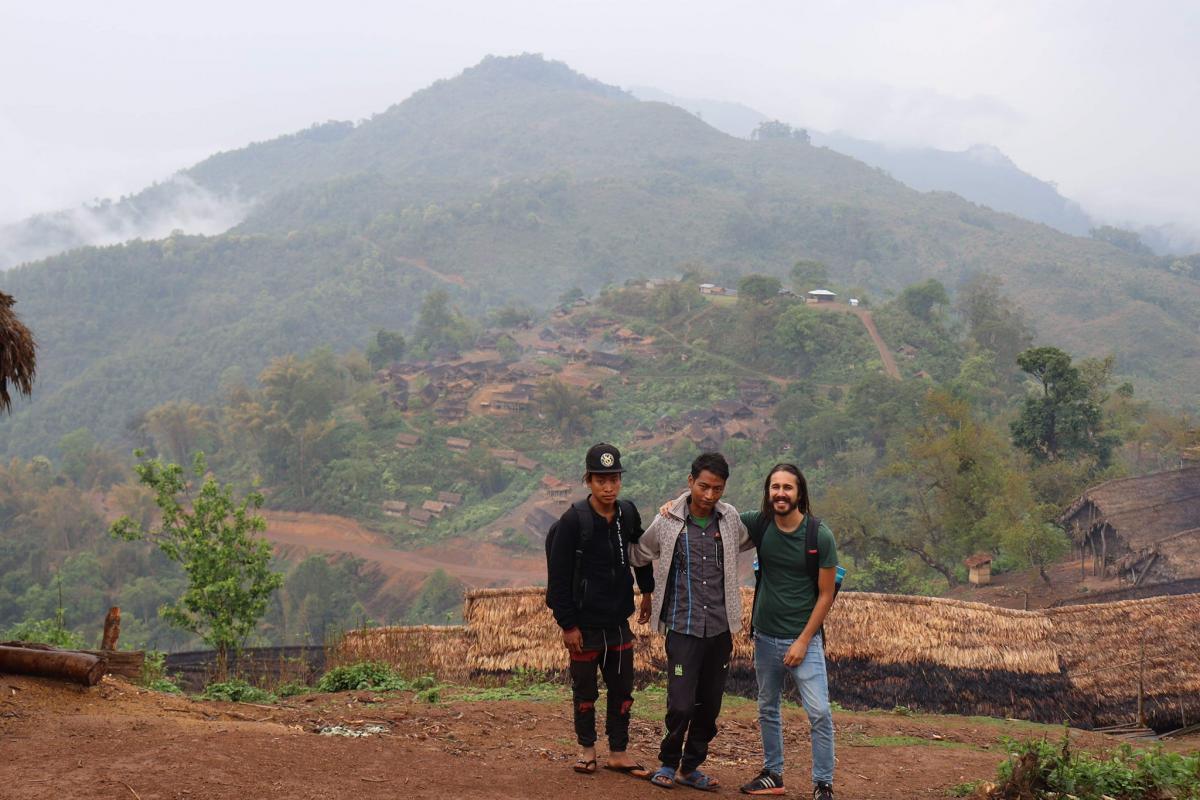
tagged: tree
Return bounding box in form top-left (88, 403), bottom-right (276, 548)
top-left (1001, 520), bottom-right (1070, 586)
top-left (539, 379), bottom-right (598, 438)
top-left (751, 120), bottom-right (811, 144)
top-left (58, 427), bottom-right (124, 490)
top-left (111, 452), bottom-right (283, 673)
top-left (954, 273), bottom-right (1034, 375)
top-left (897, 279), bottom-right (949, 322)
top-left (1011, 346), bottom-right (1112, 464)
top-left (405, 569), bottom-right (464, 624)
top-left (790, 259), bottom-right (829, 292)
top-left (737, 274), bottom-right (782, 304)
top-left (365, 329), bottom-right (406, 371)
top-left (144, 401), bottom-right (217, 465)
top-left (1090, 225), bottom-right (1152, 256)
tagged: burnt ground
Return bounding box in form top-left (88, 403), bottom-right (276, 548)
top-left (4, 674), bottom-right (1193, 800)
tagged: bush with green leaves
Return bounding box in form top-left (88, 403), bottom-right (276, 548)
top-left (2, 612), bottom-right (86, 649)
top-left (316, 661), bottom-right (409, 693)
top-left (996, 730), bottom-right (1200, 799)
top-left (200, 678), bottom-right (276, 704)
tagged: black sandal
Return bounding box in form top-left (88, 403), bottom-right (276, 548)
top-left (574, 758), bottom-right (598, 774)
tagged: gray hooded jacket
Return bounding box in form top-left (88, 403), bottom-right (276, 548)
top-left (631, 491), bottom-right (754, 635)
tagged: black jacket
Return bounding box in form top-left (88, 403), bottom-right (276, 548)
top-left (547, 498), bottom-right (654, 631)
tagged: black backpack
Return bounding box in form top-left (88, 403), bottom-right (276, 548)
top-left (545, 498), bottom-right (636, 609)
top-left (747, 512), bottom-right (841, 640)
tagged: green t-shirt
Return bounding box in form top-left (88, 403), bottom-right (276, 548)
top-left (741, 511), bottom-right (838, 637)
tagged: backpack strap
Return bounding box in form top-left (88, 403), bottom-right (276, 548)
top-left (804, 514), bottom-right (821, 586)
top-left (746, 511), bottom-right (770, 547)
top-left (570, 498), bottom-right (594, 607)
top-left (803, 514), bottom-right (833, 646)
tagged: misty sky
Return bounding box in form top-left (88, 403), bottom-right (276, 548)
top-left (3, 0), bottom-right (1197, 233)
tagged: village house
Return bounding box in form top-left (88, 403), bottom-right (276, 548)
top-left (541, 475), bottom-right (572, 502)
top-left (422, 500), bottom-right (448, 516)
top-left (1059, 465), bottom-right (1200, 585)
top-left (515, 454), bottom-right (539, 472)
top-left (488, 448), bottom-right (520, 464)
top-left (394, 432), bottom-right (421, 449)
top-left (381, 500), bottom-right (408, 518)
top-left (408, 508), bottom-right (433, 527)
top-left (435, 400), bottom-right (468, 422)
top-left (589, 351), bottom-right (629, 371)
top-left (713, 399), bottom-right (754, 420)
top-left (445, 437), bottom-right (472, 454)
top-left (437, 491), bottom-right (463, 507)
top-left (806, 289), bottom-right (837, 303)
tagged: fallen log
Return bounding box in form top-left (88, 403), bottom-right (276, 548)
top-left (0, 643), bottom-right (106, 686)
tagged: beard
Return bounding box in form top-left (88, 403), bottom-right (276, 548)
top-left (771, 496), bottom-right (798, 514)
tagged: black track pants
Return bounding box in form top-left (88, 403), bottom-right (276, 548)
top-left (658, 629), bottom-right (733, 771)
top-left (569, 633), bottom-right (636, 751)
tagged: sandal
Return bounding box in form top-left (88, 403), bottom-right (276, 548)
top-left (573, 758), bottom-right (597, 774)
top-left (650, 766), bottom-right (676, 789)
top-left (604, 763), bottom-right (650, 779)
top-left (675, 769), bottom-right (720, 791)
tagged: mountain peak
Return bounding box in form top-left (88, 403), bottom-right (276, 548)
top-left (456, 53), bottom-right (629, 99)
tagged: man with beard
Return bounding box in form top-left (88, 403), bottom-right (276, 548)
top-left (738, 463), bottom-right (839, 800)
top-left (632, 452), bottom-right (754, 791)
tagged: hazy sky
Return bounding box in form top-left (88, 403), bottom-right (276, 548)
top-left (3, 0), bottom-right (1197, 232)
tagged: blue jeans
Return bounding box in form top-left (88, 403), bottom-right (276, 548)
top-left (754, 632), bottom-right (835, 785)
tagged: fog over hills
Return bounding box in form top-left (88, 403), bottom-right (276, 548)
top-left (3, 54), bottom-right (1198, 456)
top-left (630, 87), bottom-right (1095, 241)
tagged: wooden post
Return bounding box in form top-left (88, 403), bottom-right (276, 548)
top-left (1137, 640), bottom-right (1146, 727)
top-left (1100, 526), bottom-right (1108, 579)
top-left (101, 606), bottom-right (121, 651)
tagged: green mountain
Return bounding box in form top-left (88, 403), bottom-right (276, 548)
top-left (3, 54), bottom-right (1198, 456)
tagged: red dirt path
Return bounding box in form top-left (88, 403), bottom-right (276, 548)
top-left (2, 673), bottom-right (1163, 800)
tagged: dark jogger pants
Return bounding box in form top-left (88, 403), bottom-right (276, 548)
top-left (569, 627), bottom-right (636, 751)
top-left (659, 629), bottom-right (733, 771)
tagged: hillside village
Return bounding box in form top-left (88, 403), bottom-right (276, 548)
top-left (364, 282), bottom-right (860, 540)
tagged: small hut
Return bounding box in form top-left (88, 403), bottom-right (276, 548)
top-left (964, 553), bottom-right (993, 585)
top-left (806, 289), bottom-right (837, 303)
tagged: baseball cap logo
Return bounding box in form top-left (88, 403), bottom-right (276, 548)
top-left (600, 452), bottom-right (615, 467)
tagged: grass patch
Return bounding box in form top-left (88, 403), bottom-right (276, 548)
top-left (846, 733), bottom-right (976, 750)
top-left (455, 668), bottom-right (564, 703)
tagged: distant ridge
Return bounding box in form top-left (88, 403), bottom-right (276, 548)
top-left (2, 54), bottom-right (1198, 455)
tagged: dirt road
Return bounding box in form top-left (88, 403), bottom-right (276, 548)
top-left (810, 303), bottom-right (902, 380)
top-left (0, 673), bottom-right (1156, 800)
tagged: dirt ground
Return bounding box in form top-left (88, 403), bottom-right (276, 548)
top-left (4, 673), bottom-right (1184, 800)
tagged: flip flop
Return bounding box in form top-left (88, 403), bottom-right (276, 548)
top-left (675, 769), bottom-right (720, 791)
top-left (604, 763), bottom-right (650, 779)
top-left (650, 766), bottom-right (676, 789)
top-left (573, 758), bottom-right (598, 774)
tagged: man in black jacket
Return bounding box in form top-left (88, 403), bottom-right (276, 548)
top-left (547, 443), bottom-right (654, 778)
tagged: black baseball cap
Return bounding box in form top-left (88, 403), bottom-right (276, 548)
top-left (585, 442), bottom-right (624, 474)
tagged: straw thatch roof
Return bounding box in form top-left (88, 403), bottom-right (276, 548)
top-left (327, 586), bottom-right (1200, 730)
top-left (1060, 467), bottom-right (1200, 551)
top-left (331, 624), bottom-right (471, 681)
top-left (1047, 593), bottom-right (1200, 728)
top-left (0, 292), bottom-right (36, 413)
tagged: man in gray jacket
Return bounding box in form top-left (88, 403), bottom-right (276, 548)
top-left (632, 452), bottom-right (753, 790)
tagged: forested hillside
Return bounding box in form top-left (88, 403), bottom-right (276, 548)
top-left (3, 53), bottom-right (1199, 462)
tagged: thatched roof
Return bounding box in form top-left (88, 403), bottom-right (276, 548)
top-left (1060, 466), bottom-right (1200, 549)
top-left (0, 292), bottom-right (36, 412)
top-left (332, 624), bottom-right (471, 681)
top-left (1047, 593), bottom-right (1200, 728)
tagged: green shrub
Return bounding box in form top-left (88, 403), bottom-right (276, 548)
top-left (275, 681), bottom-right (312, 698)
top-left (200, 678), bottom-right (276, 704)
top-left (316, 661), bottom-right (409, 693)
top-left (147, 678), bottom-right (183, 695)
top-left (996, 729), bottom-right (1200, 799)
top-left (3, 614), bottom-right (86, 649)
